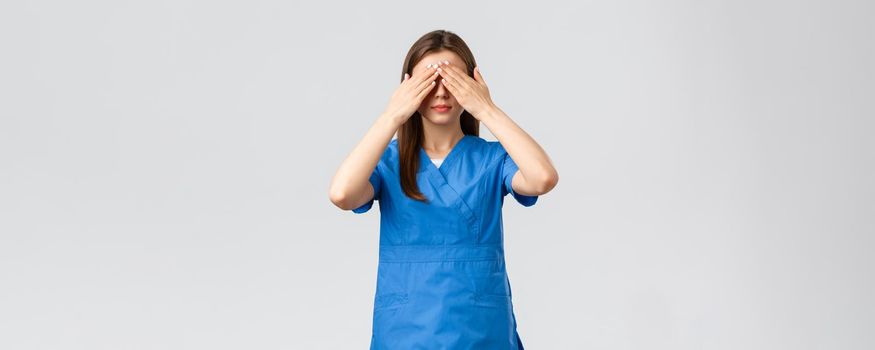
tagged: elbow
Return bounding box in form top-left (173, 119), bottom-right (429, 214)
top-left (328, 186), bottom-right (355, 210)
top-left (533, 169), bottom-right (559, 194)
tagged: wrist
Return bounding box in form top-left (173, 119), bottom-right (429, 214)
top-left (379, 111), bottom-right (406, 128)
top-left (477, 104), bottom-right (503, 123)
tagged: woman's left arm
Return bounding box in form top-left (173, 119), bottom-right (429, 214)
top-left (436, 62), bottom-right (559, 196)
top-left (480, 106), bottom-right (559, 196)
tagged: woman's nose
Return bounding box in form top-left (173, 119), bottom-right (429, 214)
top-left (433, 78), bottom-right (449, 97)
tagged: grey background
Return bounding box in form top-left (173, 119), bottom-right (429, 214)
top-left (1, 0), bottom-right (873, 349)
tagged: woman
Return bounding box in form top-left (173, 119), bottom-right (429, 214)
top-left (329, 29), bottom-right (559, 349)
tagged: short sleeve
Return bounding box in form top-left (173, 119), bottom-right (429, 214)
top-left (352, 165), bottom-right (382, 214)
top-left (501, 152), bottom-right (538, 207)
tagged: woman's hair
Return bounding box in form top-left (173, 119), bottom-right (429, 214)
top-left (398, 29), bottom-right (480, 202)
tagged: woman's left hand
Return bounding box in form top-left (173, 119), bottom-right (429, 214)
top-left (436, 62), bottom-right (496, 118)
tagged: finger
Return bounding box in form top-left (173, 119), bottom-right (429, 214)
top-left (438, 63), bottom-right (469, 89)
top-left (440, 76), bottom-right (460, 97)
top-left (412, 68), bottom-right (438, 89)
top-left (449, 63), bottom-right (475, 84)
top-left (439, 69), bottom-right (465, 97)
top-left (412, 65), bottom-right (438, 83)
top-left (416, 80), bottom-right (437, 100)
top-left (474, 66), bottom-right (485, 84)
top-left (414, 69), bottom-right (439, 91)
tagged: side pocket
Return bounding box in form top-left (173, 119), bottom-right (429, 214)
top-left (374, 292), bottom-right (409, 311)
top-left (471, 293), bottom-right (512, 309)
top-left (372, 292), bottom-right (410, 346)
top-left (466, 260), bottom-right (513, 309)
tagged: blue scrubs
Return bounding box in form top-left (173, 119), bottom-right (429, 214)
top-left (353, 134), bottom-right (538, 349)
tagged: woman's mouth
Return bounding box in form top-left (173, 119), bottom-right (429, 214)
top-left (431, 105), bottom-right (452, 113)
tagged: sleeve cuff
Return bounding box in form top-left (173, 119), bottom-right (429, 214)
top-left (504, 170), bottom-right (538, 207)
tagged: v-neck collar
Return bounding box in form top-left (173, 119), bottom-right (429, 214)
top-left (419, 134), bottom-right (471, 173)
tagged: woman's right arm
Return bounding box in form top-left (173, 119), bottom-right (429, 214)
top-left (329, 64), bottom-right (440, 210)
top-left (328, 113), bottom-right (402, 211)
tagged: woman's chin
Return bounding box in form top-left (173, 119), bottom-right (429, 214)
top-left (422, 113), bottom-right (460, 125)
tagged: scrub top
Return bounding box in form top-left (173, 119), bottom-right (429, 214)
top-left (352, 134), bottom-right (537, 350)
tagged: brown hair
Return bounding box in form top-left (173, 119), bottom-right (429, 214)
top-left (398, 29), bottom-right (480, 202)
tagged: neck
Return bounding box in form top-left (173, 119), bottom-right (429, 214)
top-left (421, 119), bottom-right (465, 155)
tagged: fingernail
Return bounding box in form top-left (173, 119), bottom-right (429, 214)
top-left (443, 60), bottom-right (449, 65)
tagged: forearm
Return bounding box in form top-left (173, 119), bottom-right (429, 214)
top-left (329, 113), bottom-right (402, 207)
top-left (478, 105), bottom-right (559, 192)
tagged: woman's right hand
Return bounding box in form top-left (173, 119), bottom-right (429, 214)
top-left (381, 65), bottom-right (440, 124)
top-left (329, 65), bottom-right (439, 212)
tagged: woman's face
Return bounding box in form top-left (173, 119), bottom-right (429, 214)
top-left (413, 50), bottom-right (467, 126)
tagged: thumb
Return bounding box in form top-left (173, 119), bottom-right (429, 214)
top-left (473, 66), bottom-right (486, 84)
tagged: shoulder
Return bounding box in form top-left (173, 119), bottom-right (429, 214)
top-left (471, 136), bottom-right (508, 159)
top-left (386, 138), bottom-right (399, 159)
top-left (464, 135), bottom-right (509, 170)
top-left (376, 138), bottom-right (400, 173)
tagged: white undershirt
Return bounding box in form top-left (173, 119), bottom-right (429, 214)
top-left (430, 158), bottom-right (444, 167)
